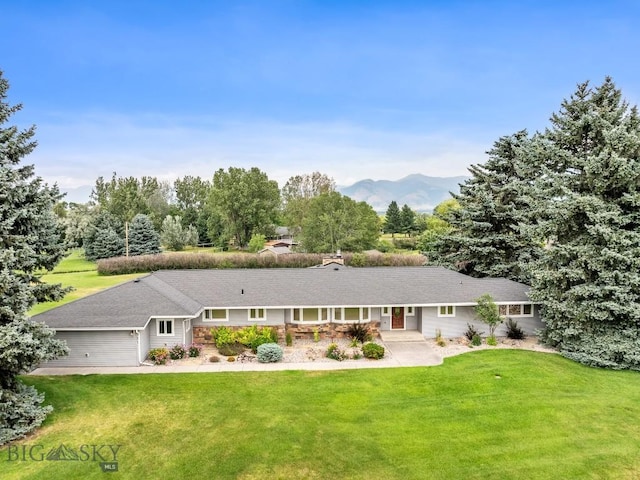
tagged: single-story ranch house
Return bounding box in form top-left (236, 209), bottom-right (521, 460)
top-left (33, 265), bottom-right (544, 367)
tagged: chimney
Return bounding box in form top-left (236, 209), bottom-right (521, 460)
top-left (322, 250), bottom-right (345, 266)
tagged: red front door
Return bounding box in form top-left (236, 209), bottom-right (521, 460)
top-left (391, 307), bottom-right (405, 329)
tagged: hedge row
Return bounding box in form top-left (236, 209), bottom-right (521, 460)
top-left (96, 251), bottom-right (426, 275)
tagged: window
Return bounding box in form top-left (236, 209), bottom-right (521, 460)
top-left (382, 306), bottom-right (390, 316)
top-left (498, 304), bottom-right (533, 317)
top-left (407, 306), bottom-right (415, 316)
top-left (249, 308), bottom-right (266, 321)
top-left (438, 305), bottom-right (455, 317)
top-left (333, 307), bottom-right (371, 323)
top-left (291, 308), bottom-right (330, 323)
top-left (204, 309), bottom-right (228, 321)
top-left (157, 319), bottom-right (174, 336)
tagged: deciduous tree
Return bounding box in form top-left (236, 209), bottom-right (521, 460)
top-left (300, 192), bottom-right (379, 253)
top-left (208, 167), bottom-right (280, 248)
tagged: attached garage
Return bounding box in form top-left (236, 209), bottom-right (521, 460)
top-left (44, 330), bottom-right (140, 367)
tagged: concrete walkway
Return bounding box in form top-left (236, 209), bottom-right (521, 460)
top-left (30, 334), bottom-right (444, 376)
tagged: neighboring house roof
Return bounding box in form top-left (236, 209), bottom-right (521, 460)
top-left (258, 246), bottom-right (292, 255)
top-left (32, 266), bottom-right (534, 330)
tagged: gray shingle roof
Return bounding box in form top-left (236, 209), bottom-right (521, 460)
top-left (32, 266), bottom-right (533, 330)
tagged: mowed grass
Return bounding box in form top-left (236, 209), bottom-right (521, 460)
top-left (29, 250), bottom-right (143, 316)
top-left (6, 351), bottom-right (640, 480)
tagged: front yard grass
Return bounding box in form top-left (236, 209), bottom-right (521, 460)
top-left (6, 350), bottom-right (640, 479)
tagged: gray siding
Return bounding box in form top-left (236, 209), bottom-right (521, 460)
top-left (138, 326), bottom-right (150, 363)
top-left (44, 331), bottom-right (138, 367)
top-left (192, 308), bottom-right (285, 328)
top-left (149, 318), bottom-right (185, 349)
top-left (420, 306), bottom-right (544, 338)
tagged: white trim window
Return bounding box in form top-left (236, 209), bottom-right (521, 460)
top-left (203, 309), bottom-right (228, 322)
top-left (438, 305), bottom-right (455, 317)
top-left (157, 319), bottom-right (174, 336)
top-left (291, 308), bottom-right (329, 323)
top-left (249, 308), bottom-right (266, 321)
top-left (333, 307), bottom-right (370, 323)
top-left (406, 306), bottom-right (415, 316)
top-left (382, 306), bottom-right (390, 316)
top-left (498, 304), bottom-right (534, 317)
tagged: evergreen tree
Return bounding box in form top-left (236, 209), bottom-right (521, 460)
top-left (528, 78), bottom-right (640, 369)
top-left (383, 201), bottom-right (402, 236)
top-left (432, 131), bottom-right (541, 282)
top-left (83, 211), bottom-right (124, 260)
top-left (128, 214), bottom-right (161, 256)
top-left (0, 70), bottom-right (69, 444)
top-left (399, 204), bottom-right (416, 236)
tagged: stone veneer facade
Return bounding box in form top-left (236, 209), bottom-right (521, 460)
top-left (192, 321), bottom-right (380, 345)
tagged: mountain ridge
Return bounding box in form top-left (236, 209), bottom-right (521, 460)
top-left (337, 173), bottom-right (468, 212)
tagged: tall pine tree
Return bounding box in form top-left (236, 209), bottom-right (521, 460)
top-left (0, 70), bottom-right (69, 444)
top-left (528, 78), bottom-right (640, 369)
top-left (128, 213), bottom-right (161, 256)
top-left (383, 201), bottom-right (402, 237)
top-left (433, 130), bottom-right (541, 282)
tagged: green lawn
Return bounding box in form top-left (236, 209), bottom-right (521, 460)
top-left (29, 250), bottom-right (143, 316)
top-left (6, 351), bottom-right (640, 479)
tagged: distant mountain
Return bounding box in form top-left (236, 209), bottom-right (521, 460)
top-left (338, 174), bottom-right (468, 212)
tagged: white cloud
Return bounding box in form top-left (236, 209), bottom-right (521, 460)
top-left (30, 111), bottom-right (484, 190)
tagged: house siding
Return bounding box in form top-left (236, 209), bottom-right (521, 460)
top-left (192, 308), bottom-right (285, 328)
top-left (420, 305), bottom-right (544, 338)
top-left (138, 326), bottom-right (150, 363)
top-left (149, 318), bottom-right (185, 349)
top-left (44, 331), bottom-right (138, 367)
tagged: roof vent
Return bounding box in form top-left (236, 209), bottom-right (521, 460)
top-left (134, 278), bottom-right (140, 283)
top-left (241, 289), bottom-right (244, 295)
top-left (334, 267), bottom-right (340, 271)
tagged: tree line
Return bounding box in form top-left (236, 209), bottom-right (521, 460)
top-left (58, 168), bottom-right (455, 259)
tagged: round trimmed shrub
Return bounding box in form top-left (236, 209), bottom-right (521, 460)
top-left (256, 343), bottom-right (284, 363)
top-left (362, 342), bottom-right (385, 359)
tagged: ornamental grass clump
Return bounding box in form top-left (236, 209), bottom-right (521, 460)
top-left (256, 343), bottom-right (283, 363)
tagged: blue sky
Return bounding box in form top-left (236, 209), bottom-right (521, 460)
top-left (2, 1), bottom-right (639, 199)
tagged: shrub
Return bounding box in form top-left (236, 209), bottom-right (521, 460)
top-left (505, 318), bottom-right (526, 340)
top-left (347, 322), bottom-right (371, 343)
top-left (209, 355), bottom-right (220, 363)
top-left (326, 343), bottom-right (347, 361)
top-left (464, 323), bottom-right (484, 341)
top-left (313, 328), bottom-right (319, 342)
top-left (227, 356), bottom-right (236, 362)
top-left (236, 325), bottom-right (278, 353)
top-left (148, 347), bottom-right (169, 365)
top-left (285, 332), bottom-right (293, 347)
top-left (435, 329), bottom-right (446, 347)
top-left (349, 252), bottom-right (366, 267)
top-left (362, 342), bottom-right (385, 359)
top-left (471, 334), bottom-right (482, 346)
top-left (211, 326), bottom-right (236, 348)
top-left (256, 343), bottom-right (283, 363)
top-left (169, 344), bottom-right (188, 360)
top-left (188, 343), bottom-right (203, 357)
top-left (96, 251), bottom-right (426, 275)
top-left (487, 335), bottom-right (498, 346)
top-left (218, 342), bottom-right (246, 356)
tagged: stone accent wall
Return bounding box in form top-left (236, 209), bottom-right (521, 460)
top-left (193, 322), bottom-right (380, 344)
top-left (285, 321), bottom-right (380, 341)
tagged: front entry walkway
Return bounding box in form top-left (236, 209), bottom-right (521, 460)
top-left (379, 330), bottom-right (426, 342)
top-left (379, 330), bottom-right (442, 366)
